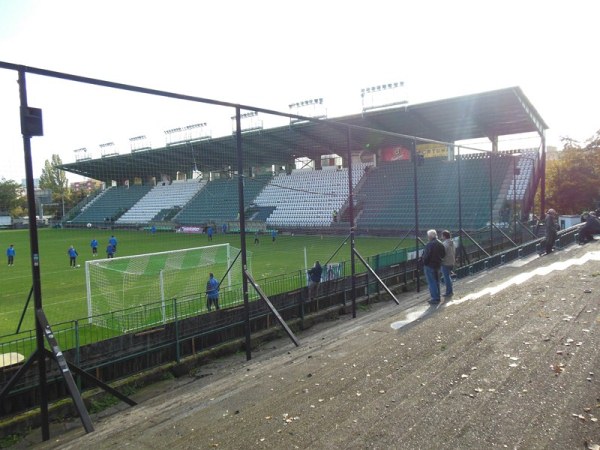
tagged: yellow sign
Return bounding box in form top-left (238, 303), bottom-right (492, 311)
top-left (416, 143), bottom-right (448, 158)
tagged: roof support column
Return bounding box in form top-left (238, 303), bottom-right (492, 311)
top-left (489, 136), bottom-right (498, 254)
top-left (540, 131), bottom-right (546, 218)
top-left (314, 156), bottom-right (322, 170)
top-left (447, 144), bottom-right (455, 161)
top-left (491, 135), bottom-right (498, 153)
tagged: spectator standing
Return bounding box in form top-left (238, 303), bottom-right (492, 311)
top-left (6, 244), bottom-right (15, 266)
top-left (205, 273), bottom-right (220, 311)
top-left (543, 209), bottom-right (558, 255)
top-left (207, 226), bottom-right (213, 241)
top-left (308, 260), bottom-right (322, 300)
top-left (422, 230), bottom-right (445, 305)
top-left (68, 245), bottom-right (79, 268)
top-left (254, 230), bottom-right (260, 245)
top-left (90, 238), bottom-right (98, 257)
top-left (440, 230), bottom-right (455, 298)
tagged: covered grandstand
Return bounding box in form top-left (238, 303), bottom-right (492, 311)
top-left (58, 86), bottom-right (548, 234)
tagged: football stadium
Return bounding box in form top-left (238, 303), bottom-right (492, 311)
top-left (0, 62), bottom-right (596, 447)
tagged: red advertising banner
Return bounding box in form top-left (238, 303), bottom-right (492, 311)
top-left (380, 146), bottom-right (410, 161)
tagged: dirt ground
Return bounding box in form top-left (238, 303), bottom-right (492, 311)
top-left (19, 241), bottom-right (600, 449)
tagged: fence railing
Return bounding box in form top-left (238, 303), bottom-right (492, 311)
top-left (0, 224), bottom-right (583, 417)
top-left (0, 246), bottom-right (405, 353)
top-left (1, 221), bottom-right (579, 358)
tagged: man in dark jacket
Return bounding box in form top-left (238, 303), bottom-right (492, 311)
top-left (579, 211), bottom-right (600, 244)
top-left (543, 209), bottom-right (558, 255)
top-left (422, 230), bottom-right (445, 304)
top-left (308, 260), bottom-right (322, 300)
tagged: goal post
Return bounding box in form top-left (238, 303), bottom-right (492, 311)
top-left (85, 243), bottom-right (245, 332)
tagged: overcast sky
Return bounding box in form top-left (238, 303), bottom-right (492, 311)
top-left (1, 0), bottom-right (598, 181)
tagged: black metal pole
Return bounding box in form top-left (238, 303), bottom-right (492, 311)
top-left (393, 227), bottom-right (415, 252)
top-left (347, 127), bottom-right (357, 318)
top-left (16, 286), bottom-right (33, 334)
top-left (489, 152), bottom-right (494, 255)
top-left (235, 107), bottom-right (251, 361)
top-left (540, 132), bottom-right (546, 219)
top-left (513, 157), bottom-right (517, 241)
top-left (353, 248), bottom-right (400, 305)
top-left (324, 233), bottom-right (351, 267)
top-left (18, 69), bottom-right (50, 441)
top-left (412, 140), bottom-right (420, 292)
top-left (457, 146), bottom-right (463, 263)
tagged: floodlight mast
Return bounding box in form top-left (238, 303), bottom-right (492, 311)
top-left (6, 69), bottom-right (134, 443)
top-left (18, 69), bottom-right (50, 441)
top-left (234, 107), bottom-right (252, 361)
top-left (16, 69), bottom-right (98, 440)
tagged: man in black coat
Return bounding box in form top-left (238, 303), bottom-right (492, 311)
top-left (543, 209), bottom-right (558, 255)
top-left (308, 260), bottom-right (323, 300)
top-left (422, 230), bottom-right (445, 305)
top-left (579, 212), bottom-right (600, 244)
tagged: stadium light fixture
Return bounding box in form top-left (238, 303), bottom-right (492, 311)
top-left (129, 135), bottom-right (151, 153)
top-left (240, 111), bottom-right (257, 119)
top-left (73, 147), bottom-right (91, 162)
top-left (288, 97), bottom-right (327, 124)
top-left (164, 123), bottom-right (211, 146)
top-left (361, 81), bottom-right (407, 112)
top-left (99, 142), bottom-right (118, 158)
top-left (231, 111), bottom-right (263, 134)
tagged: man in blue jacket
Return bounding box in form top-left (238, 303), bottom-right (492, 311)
top-left (206, 273), bottom-right (220, 311)
top-left (90, 238), bottom-right (98, 257)
top-left (68, 245), bottom-right (79, 268)
top-left (109, 235), bottom-right (118, 252)
top-left (6, 244), bottom-right (15, 266)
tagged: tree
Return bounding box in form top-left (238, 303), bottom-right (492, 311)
top-left (543, 131), bottom-right (600, 214)
top-left (0, 178), bottom-right (25, 216)
top-left (39, 154), bottom-right (70, 218)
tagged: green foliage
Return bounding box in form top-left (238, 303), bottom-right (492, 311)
top-left (0, 179), bottom-right (25, 216)
top-left (0, 434), bottom-right (21, 448)
top-left (544, 131), bottom-right (600, 214)
top-left (39, 154), bottom-right (72, 218)
top-left (88, 384), bottom-right (138, 414)
top-left (88, 394), bottom-right (121, 414)
top-left (39, 154), bottom-right (68, 194)
top-left (161, 371), bottom-right (176, 381)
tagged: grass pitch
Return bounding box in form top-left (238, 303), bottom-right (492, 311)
top-left (0, 228), bottom-right (403, 337)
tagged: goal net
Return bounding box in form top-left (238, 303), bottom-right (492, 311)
top-left (85, 243), bottom-right (245, 332)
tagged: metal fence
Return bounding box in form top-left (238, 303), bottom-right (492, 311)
top-left (0, 224), bottom-right (584, 418)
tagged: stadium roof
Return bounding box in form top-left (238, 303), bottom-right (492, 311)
top-left (59, 86), bottom-right (548, 182)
